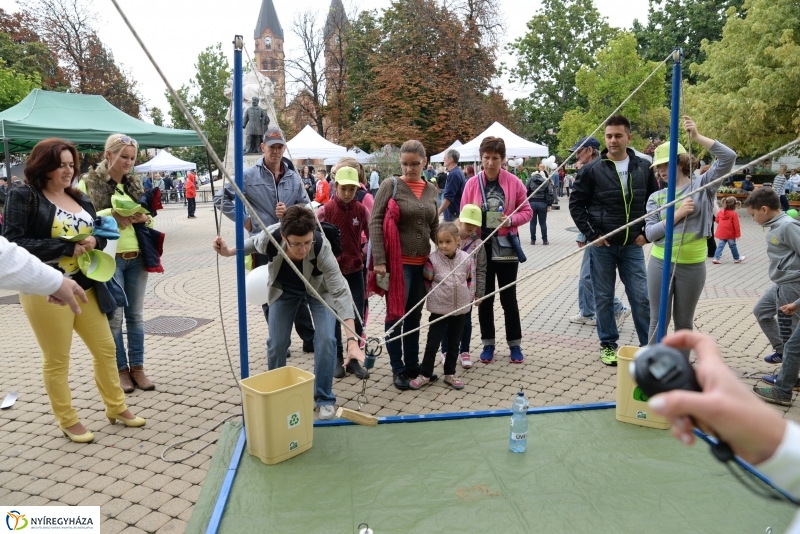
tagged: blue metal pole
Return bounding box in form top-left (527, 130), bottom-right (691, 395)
top-left (233, 36), bottom-right (249, 379)
top-left (657, 49), bottom-right (683, 342)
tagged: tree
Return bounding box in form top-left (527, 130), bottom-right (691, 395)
top-left (149, 106), bottom-right (165, 127)
top-left (632, 0), bottom-right (744, 91)
top-left (686, 0), bottom-right (800, 157)
top-left (0, 8), bottom-right (68, 90)
top-left (0, 63), bottom-right (40, 111)
top-left (557, 32), bottom-right (669, 156)
top-left (285, 9), bottom-right (327, 137)
top-left (343, 0), bottom-right (508, 154)
top-left (165, 44), bottom-right (231, 173)
top-left (508, 0), bottom-right (615, 153)
top-left (21, 0), bottom-right (143, 117)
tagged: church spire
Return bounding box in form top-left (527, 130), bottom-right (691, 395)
top-left (254, 0), bottom-right (283, 40)
top-left (324, 0), bottom-right (347, 41)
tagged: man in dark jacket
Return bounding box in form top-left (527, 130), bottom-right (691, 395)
top-left (569, 115), bottom-right (657, 365)
top-left (438, 149), bottom-right (465, 221)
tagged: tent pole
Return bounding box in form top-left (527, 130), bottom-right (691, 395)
top-left (3, 138), bottom-right (10, 180)
top-left (233, 36), bottom-right (249, 381)
top-left (656, 48), bottom-right (683, 342)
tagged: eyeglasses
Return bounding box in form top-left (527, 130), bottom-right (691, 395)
top-left (286, 240), bottom-right (315, 249)
top-left (112, 135), bottom-right (138, 148)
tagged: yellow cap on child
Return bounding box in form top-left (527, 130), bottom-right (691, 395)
top-left (460, 204), bottom-right (482, 227)
top-left (335, 167), bottom-right (360, 186)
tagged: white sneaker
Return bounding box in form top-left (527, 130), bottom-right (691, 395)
top-left (615, 305), bottom-right (631, 328)
top-left (734, 255), bottom-right (746, 264)
top-left (459, 352), bottom-right (473, 369)
top-left (569, 312), bottom-right (596, 326)
top-left (318, 405), bottom-right (336, 420)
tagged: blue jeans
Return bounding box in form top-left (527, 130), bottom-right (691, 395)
top-left (714, 239), bottom-right (741, 261)
top-left (267, 287), bottom-right (337, 407)
top-left (109, 255), bottom-right (148, 370)
top-left (578, 248), bottom-right (623, 318)
top-left (776, 319), bottom-right (800, 399)
top-left (385, 265), bottom-right (426, 376)
top-left (529, 202), bottom-right (548, 242)
top-left (589, 244), bottom-right (650, 348)
top-left (441, 309), bottom-right (472, 354)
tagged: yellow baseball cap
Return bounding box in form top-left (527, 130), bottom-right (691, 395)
top-left (335, 167), bottom-right (360, 186)
top-left (460, 204), bottom-right (482, 227)
top-left (651, 141), bottom-right (686, 168)
top-left (77, 250), bottom-right (117, 282)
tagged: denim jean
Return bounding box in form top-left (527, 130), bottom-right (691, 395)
top-left (776, 319), bottom-right (800, 399)
top-left (578, 248), bottom-right (623, 318)
top-left (385, 265), bottom-right (427, 376)
top-left (335, 271), bottom-right (365, 356)
top-left (254, 253), bottom-right (314, 342)
top-left (753, 283), bottom-right (800, 355)
top-left (529, 202), bottom-right (548, 242)
top-left (714, 239), bottom-right (741, 261)
top-left (108, 254), bottom-right (148, 370)
top-left (267, 287), bottom-right (337, 407)
top-left (589, 244), bottom-right (650, 348)
top-left (780, 194), bottom-right (790, 212)
top-left (441, 309), bottom-right (472, 354)
top-left (479, 240), bottom-right (522, 346)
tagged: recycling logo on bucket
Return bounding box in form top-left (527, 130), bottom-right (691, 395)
top-left (288, 412), bottom-right (301, 429)
top-left (289, 441), bottom-right (298, 451)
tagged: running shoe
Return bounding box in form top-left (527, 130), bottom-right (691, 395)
top-left (615, 305), bottom-right (631, 328)
top-left (600, 345), bottom-right (617, 366)
top-left (753, 385), bottom-right (792, 407)
top-left (480, 345), bottom-right (495, 363)
top-left (764, 352), bottom-right (783, 364)
top-left (509, 346), bottom-right (525, 363)
top-left (459, 352), bottom-right (473, 369)
top-left (761, 375), bottom-right (800, 390)
top-left (569, 313), bottom-right (596, 326)
top-left (734, 255), bottom-right (746, 264)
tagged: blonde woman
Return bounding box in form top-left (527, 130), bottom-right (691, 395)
top-left (80, 134), bottom-right (156, 393)
top-left (3, 138), bottom-right (144, 442)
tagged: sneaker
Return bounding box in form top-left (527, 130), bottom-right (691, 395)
top-left (443, 375), bottom-right (464, 389)
top-left (615, 305), bottom-right (631, 328)
top-left (393, 372), bottom-right (410, 391)
top-left (542, 240), bottom-right (549, 245)
top-left (318, 405), bottom-right (336, 420)
top-left (509, 346), bottom-right (525, 363)
top-left (530, 239), bottom-right (536, 245)
top-left (765, 352), bottom-right (783, 364)
top-left (600, 345), bottom-right (618, 366)
top-left (761, 375), bottom-right (800, 390)
top-left (459, 352), bottom-right (473, 369)
top-left (409, 375), bottom-right (431, 390)
top-left (712, 259), bottom-right (721, 264)
top-left (753, 386), bottom-right (792, 407)
top-left (480, 345), bottom-right (495, 363)
top-left (569, 313), bottom-right (596, 326)
top-left (734, 255), bottom-right (746, 264)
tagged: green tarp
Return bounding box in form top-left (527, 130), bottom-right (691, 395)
top-left (0, 90), bottom-right (203, 152)
top-left (189, 411), bottom-right (795, 533)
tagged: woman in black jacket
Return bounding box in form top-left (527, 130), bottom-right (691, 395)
top-left (3, 138), bottom-right (144, 443)
top-left (527, 164), bottom-right (554, 244)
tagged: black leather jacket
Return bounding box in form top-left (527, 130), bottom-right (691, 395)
top-left (526, 171), bottom-right (554, 205)
top-left (569, 148), bottom-right (658, 246)
top-left (3, 185), bottom-right (106, 289)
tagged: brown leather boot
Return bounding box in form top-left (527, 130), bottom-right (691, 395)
top-left (118, 369), bottom-right (135, 393)
top-left (130, 366), bottom-right (155, 391)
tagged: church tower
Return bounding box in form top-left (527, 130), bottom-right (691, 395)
top-left (253, 0), bottom-right (286, 110)
top-left (324, 0), bottom-right (347, 141)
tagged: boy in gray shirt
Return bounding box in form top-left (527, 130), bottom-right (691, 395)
top-left (745, 189), bottom-right (800, 405)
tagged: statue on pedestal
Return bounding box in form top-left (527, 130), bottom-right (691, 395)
top-left (244, 97), bottom-right (270, 154)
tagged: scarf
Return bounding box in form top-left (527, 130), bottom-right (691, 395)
top-left (367, 198), bottom-right (405, 322)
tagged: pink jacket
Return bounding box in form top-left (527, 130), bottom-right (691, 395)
top-left (460, 169), bottom-right (533, 236)
top-left (423, 249), bottom-right (474, 316)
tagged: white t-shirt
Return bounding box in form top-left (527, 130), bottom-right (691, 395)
top-left (614, 157), bottom-right (630, 196)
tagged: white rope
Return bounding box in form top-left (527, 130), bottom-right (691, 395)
top-left (383, 136), bottom-right (800, 343)
top-left (108, 0), bottom-right (360, 342)
top-left (381, 52), bottom-right (674, 345)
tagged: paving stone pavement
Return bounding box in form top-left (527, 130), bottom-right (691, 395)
top-left (0, 197), bottom-right (795, 532)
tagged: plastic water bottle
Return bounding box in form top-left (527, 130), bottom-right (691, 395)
top-left (509, 387), bottom-right (529, 453)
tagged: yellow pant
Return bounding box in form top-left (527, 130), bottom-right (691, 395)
top-left (20, 289), bottom-right (127, 429)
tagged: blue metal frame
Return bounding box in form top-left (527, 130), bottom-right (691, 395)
top-left (657, 48), bottom-right (683, 342)
top-left (205, 427), bottom-right (246, 534)
top-left (233, 38), bottom-right (249, 380)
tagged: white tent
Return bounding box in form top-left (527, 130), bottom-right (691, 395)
top-left (458, 122), bottom-right (548, 161)
top-left (430, 140), bottom-right (463, 163)
top-left (134, 150), bottom-right (196, 173)
top-left (286, 125), bottom-right (347, 160)
top-left (323, 146), bottom-right (374, 166)
top-left (632, 148), bottom-right (652, 163)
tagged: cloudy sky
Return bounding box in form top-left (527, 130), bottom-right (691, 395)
top-left (2, 0), bottom-right (649, 121)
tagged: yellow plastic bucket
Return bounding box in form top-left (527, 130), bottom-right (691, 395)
top-left (240, 366), bottom-right (315, 465)
top-left (615, 347), bottom-right (670, 430)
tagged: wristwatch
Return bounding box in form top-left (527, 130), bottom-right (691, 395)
top-left (346, 336), bottom-right (359, 345)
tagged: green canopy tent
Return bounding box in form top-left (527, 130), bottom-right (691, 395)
top-left (0, 89), bottom-right (206, 176)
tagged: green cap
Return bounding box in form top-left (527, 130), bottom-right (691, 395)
top-left (77, 250), bottom-right (117, 282)
top-left (651, 141), bottom-right (686, 168)
top-left (334, 167), bottom-right (360, 186)
top-left (460, 204), bottom-right (482, 227)
top-left (111, 196), bottom-right (149, 217)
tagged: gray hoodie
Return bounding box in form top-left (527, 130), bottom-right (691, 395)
top-left (764, 212), bottom-right (800, 285)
